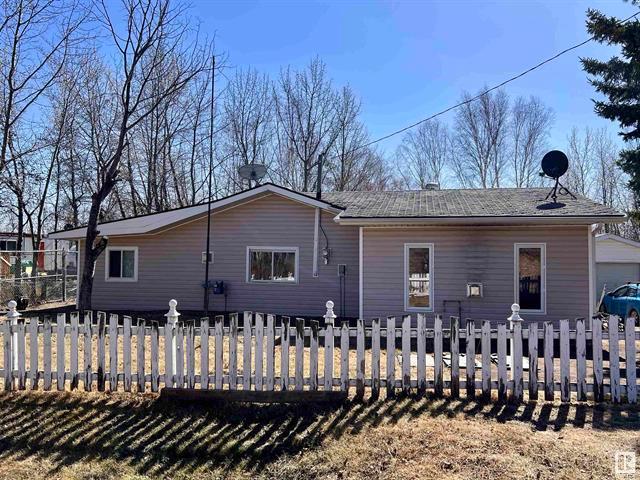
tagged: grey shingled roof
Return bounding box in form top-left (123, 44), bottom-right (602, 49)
top-left (311, 188), bottom-right (624, 219)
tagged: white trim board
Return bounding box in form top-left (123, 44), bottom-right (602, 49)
top-left (588, 226), bottom-right (595, 319)
top-left (359, 227), bottom-right (363, 320)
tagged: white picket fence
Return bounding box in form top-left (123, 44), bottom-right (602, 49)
top-left (1, 300), bottom-right (638, 403)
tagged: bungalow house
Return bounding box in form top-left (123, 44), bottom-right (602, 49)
top-left (49, 183), bottom-right (624, 323)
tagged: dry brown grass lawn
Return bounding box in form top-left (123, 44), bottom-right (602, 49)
top-left (0, 391), bottom-right (638, 480)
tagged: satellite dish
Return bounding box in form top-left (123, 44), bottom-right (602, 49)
top-left (238, 163), bottom-right (267, 186)
top-left (539, 150), bottom-right (575, 204)
top-left (541, 150), bottom-right (569, 179)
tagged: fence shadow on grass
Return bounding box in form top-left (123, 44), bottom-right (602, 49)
top-left (0, 391), bottom-right (638, 477)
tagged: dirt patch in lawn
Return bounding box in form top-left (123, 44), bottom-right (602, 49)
top-left (0, 392), bottom-right (637, 480)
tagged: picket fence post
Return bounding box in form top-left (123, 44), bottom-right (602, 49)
top-left (507, 303), bottom-right (522, 373)
top-left (508, 304), bottom-right (524, 402)
top-left (324, 300), bottom-right (336, 391)
top-left (165, 299), bottom-right (180, 387)
top-left (7, 300), bottom-right (20, 370)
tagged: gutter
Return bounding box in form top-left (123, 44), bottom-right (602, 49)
top-left (333, 215), bottom-right (627, 227)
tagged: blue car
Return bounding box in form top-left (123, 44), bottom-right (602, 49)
top-left (600, 283), bottom-right (640, 325)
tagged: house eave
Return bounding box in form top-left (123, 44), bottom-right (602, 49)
top-left (333, 215), bottom-right (627, 226)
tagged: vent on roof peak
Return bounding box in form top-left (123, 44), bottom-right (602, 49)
top-left (424, 183), bottom-right (440, 191)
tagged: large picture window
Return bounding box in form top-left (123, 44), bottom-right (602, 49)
top-left (105, 247), bottom-right (138, 282)
top-left (404, 243), bottom-right (434, 311)
top-left (247, 247), bottom-right (298, 283)
top-left (515, 243), bottom-right (546, 313)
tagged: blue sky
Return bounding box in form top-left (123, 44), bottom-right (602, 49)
top-left (194, 0), bottom-right (636, 154)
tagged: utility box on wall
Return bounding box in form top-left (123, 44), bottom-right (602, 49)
top-left (466, 282), bottom-right (483, 298)
top-left (213, 280), bottom-right (225, 295)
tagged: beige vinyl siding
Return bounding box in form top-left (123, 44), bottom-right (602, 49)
top-left (83, 193), bottom-right (360, 317)
top-left (362, 225), bottom-right (589, 323)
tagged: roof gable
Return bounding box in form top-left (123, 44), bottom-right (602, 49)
top-left (49, 183), bottom-right (342, 240)
top-left (596, 233), bottom-right (640, 263)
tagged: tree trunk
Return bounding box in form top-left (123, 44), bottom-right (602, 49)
top-left (77, 188), bottom-right (110, 310)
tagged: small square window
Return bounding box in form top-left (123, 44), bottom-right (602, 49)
top-left (105, 247), bottom-right (138, 282)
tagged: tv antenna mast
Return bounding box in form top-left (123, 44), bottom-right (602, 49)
top-left (203, 55), bottom-right (216, 315)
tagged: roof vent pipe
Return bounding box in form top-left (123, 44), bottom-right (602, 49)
top-left (316, 153), bottom-right (324, 200)
top-left (424, 182), bottom-right (440, 191)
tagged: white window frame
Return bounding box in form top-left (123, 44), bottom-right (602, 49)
top-left (246, 246), bottom-right (299, 284)
top-left (105, 246), bottom-right (139, 282)
top-left (404, 243), bottom-right (434, 312)
top-left (514, 242), bottom-right (546, 314)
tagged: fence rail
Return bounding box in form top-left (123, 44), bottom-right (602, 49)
top-left (1, 300), bottom-right (638, 404)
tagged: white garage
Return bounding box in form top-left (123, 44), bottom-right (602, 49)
top-left (595, 233), bottom-right (640, 300)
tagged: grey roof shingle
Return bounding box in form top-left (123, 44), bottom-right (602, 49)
top-left (309, 188), bottom-right (624, 219)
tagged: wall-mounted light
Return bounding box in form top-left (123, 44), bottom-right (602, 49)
top-left (467, 282), bottom-right (483, 298)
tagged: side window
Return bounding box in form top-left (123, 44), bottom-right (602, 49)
top-left (613, 287), bottom-right (629, 298)
top-left (628, 287), bottom-right (637, 297)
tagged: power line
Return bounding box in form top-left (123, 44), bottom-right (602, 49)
top-left (333, 10), bottom-right (640, 159)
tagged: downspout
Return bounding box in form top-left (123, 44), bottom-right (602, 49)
top-left (359, 227), bottom-right (363, 320)
top-left (588, 224), bottom-right (595, 326)
top-left (313, 208), bottom-right (319, 277)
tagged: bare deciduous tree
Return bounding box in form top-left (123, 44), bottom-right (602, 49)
top-left (396, 119), bottom-right (450, 189)
top-left (78, 0), bottom-right (210, 309)
top-left (453, 89), bottom-right (510, 188)
top-left (221, 68), bottom-right (274, 190)
top-left (273, 57), bottom-right (338, 191)
top-left (565, 127), bottom-right (595, 197)
top-left (510, 96), bottom-right (553, 187)
top-left (0, 0), bottom-right (86, 174)
top-left (326, 86), bottom-right (374, 191)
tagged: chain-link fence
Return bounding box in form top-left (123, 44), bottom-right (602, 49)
top-left (0, 249), bottom-right (77, 308)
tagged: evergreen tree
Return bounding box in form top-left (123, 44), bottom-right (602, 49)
top-left (581, 4), bottom-right (640, 207)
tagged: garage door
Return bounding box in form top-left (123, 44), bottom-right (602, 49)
top-left (596, 262), bottom-right (640, 299)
